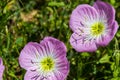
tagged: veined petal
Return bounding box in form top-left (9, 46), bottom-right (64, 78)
top-left (93, 1), bottom-right (115, 26)
top-left (24, 71), bottom-right (45, 80)
top-left (19, 42), bottom-right (43, 70)
top-left (55, 57), bottom-right (69, 77)
top-left (69, 4), bottom-right (98, 31)
top-left (47, 58), bottom-right (69, 80)
top-left (47, 71), bottom-right (65, 80)
top-left (111, 21), bottom-right (119, 36)
top-left (40, 37), bottom-right (67, 58)
top-left (70, 32), bottom-right (97, 52)
top-left (96, 21), bottom-right (119, 46)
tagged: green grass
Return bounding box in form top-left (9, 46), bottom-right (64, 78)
top-left (0, 0), bottom-right (120, 80)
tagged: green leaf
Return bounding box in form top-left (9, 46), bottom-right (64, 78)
top-left (48, 2), bottom-right (65, 7)
top-left (110, 0), bottom-right (115, 5)
top-left (15, 37), bottom-right (24, 46)
top-left (114, 50), bottom-right (120, 67)
top-left (113, 68), bottom-right (119, 77)
top-left (111, 77), bottom-right (120, 80)
top-left (81, 52), bottom-right (90, 58)
top-left (99, 54), bottom-right (111, 63)
top-left (111, 63), bottom-right (115, 70)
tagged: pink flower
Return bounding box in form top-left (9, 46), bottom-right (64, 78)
top-left (69, 1), bottom-right (118, 52)
top-left (19, 37), bottom-right (69, 80)
top-left (0, 58), bottom-right (5, 80)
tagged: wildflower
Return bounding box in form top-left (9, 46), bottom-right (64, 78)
top-left (0, 58), bottom-right (5, 80)
top-left (69, 1), bottom-right (118, 52)
top-left (19, 37), bottom-right (69, 80)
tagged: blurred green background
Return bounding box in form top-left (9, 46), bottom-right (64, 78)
top-left (0, 0), bottom-right (120, 80)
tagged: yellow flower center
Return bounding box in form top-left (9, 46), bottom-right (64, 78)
top-left (91, 22), bottom-right (105, 36)
top-left (40, 57), bottom-right (55, 72)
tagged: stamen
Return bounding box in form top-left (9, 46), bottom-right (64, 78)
top-left (91, 22), bottom-right (104, 36)
top-left (40, 57), bottom-right (55, 72)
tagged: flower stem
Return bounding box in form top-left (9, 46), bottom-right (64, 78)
top-left (76, 52), bottom-right (80, 80)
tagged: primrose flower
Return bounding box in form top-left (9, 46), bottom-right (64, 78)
top-left (69, 1), bottom-right (118, 52)
top-left (19, 37), bottom-right (69, 80)
top-left (0, 58), bottom-right (5, 80)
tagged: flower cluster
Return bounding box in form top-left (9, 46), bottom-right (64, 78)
top-left (69, 1), bottom-right (118, 52)
top-left (0, 1), bottom-right (118, 80)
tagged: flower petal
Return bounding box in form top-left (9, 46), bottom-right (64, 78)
top-left (19, 42), bottom-right (43, 70)
top-left (70, 32), bottom-right (97, 52)
top-left (93, 1), bottom-right (115, 25)
top-left (0, 58), bottom-right (3, 65)
top-left (24, 71), bottom-right (45, 80)
top-left (0, 58), bottom-right (4, 80)
top-left (40, 37), bottom-right (67, 58)
top-left (96, 21), bottom-right (119, 46)
top-left (0, 65), bottom-right (4, 80)
top-left (69, 4), bottom-right (98, 31)
top-left (55, 57), bottom-right (69, 79)
top-left (47, 57), bottom-right (69, 80)
top-left (47, 71), bottom-right (65, 80)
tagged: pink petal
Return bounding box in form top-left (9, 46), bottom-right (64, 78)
top-left (69, 4), bottom-right (98, 31)
top-left (70, 32), bottom-right (97, 52)
top-left (40, 37), bottom-right (67, 58)
top-left (24, 71), bottom-right (44, 80)
top-left (19, 42), bottom-right (43, 70)
top-left (96, 21), bottom-right (119, 46)
top-left (0, 58), bottom-right (4, 80)
top-left (93, 1), bottom-right (115, 26)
